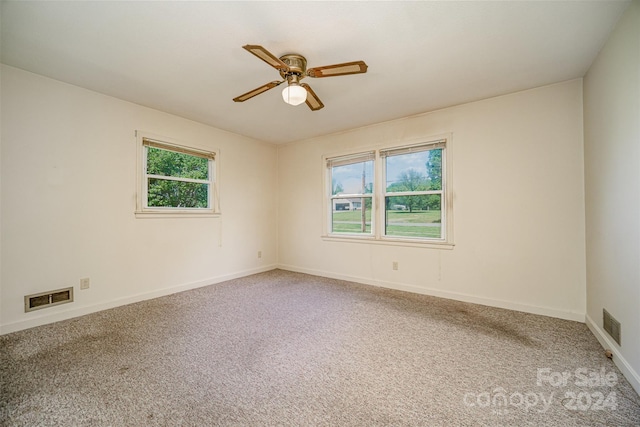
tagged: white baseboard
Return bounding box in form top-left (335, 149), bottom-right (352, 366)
top-left (277, 263), bottom-right (585, 322)
top-left (585, 314), bottom-right (640, 396)
top-left (0, 264), bottom-right (278, 335)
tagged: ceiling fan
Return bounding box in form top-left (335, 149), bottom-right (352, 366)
top-left (233, 45), bottom-right (368, 111)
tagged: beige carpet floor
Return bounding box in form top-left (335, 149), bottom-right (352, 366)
top-left (1, 269), bottom-right (639, 426)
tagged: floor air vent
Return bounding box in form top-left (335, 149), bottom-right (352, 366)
top-left (24, 287), bottom-right (73, 312)
top-left (603, 309), bottom-right (621, 346)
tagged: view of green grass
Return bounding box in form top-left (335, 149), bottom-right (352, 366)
top-left (332, 210), bottom-right (372, 222)
top-left (332, 223), bottom-right (372, 233)
top-left (385, 224), bottom-right (441, 238)
top-left (331, 210), bottom-right (442, 238)
top-left (385, 210), bottom-right (441, 223)
top-left (332, 210), bottom-right (440, 222)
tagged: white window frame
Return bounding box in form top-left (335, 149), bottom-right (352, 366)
top-left (322, 135), bottom-right (453, 249)
top-left (327, 151), bottom-right (376, 237)
top-left (135, 131), bottom-right (220, 218)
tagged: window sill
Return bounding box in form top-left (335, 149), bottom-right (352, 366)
top-left (321, 235), bottom-right (454, 250)
top-left (135, 211), bottom-right (220, 219)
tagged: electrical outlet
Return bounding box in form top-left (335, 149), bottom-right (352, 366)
top-left (392, 261), bottom-right (398, 270)
top-left (80, 277), bottom-right (90, 290)
top-left (258, 251), bottom-right (262, 259)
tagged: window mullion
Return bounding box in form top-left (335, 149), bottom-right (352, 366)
top-left (374, 150), bottom-right (382, 239)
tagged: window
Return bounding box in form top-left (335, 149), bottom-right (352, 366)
top-left (324, 137), bottom-right (452, 247)
top-left (136, 132), bottom-right (218, 217)
top-left (328, 152), bottom-right (374, 235)
top-left (382, 143), bottom-right (445, 240)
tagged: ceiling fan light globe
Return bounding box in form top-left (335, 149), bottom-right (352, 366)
top-left (282, 85), bottom-right (307, 106)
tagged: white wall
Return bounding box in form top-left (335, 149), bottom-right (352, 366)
top-left (278, 79), bottom-right (586, 322)
top-left (0, 65), bottom-right (278, 333)
top-left (583, 0), bottom-right (640, 393)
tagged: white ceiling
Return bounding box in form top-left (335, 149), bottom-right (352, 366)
top-left (0, 1), bottom-right (629, 144)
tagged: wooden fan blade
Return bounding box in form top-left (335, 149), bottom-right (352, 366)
top-left (233, 80), bottom-right (284, 102)
top-left (242, 45), bottom-right (290, 71)
top-left (300, 84), bottom-right (324, 111)
top-left (307, 61), bottom-right (368, 78)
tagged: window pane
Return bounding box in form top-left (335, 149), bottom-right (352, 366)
top-left (148, 178), bottom-right (209, 208)
top-left (147, 147), bottom-right (209, 180)
top-left (332, 198), bottom-right (372, 234)
top-left (386, 149), bottom-right (442, 192)
top-left (331, 160), bottom-right (373, 195)
top-left (385, 195), bottom-right (441, 239)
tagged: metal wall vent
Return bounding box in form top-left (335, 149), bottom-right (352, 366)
top-left (603, 308), bottom-right (621, 346)
top-left (24, 287), bottom-right (73, 312)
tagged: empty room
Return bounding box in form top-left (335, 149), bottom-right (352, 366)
top-left (1, 1), bottom-right (639, 425)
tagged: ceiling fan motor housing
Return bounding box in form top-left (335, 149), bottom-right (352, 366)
top-left (279, 54), bottom-right (307, 80)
